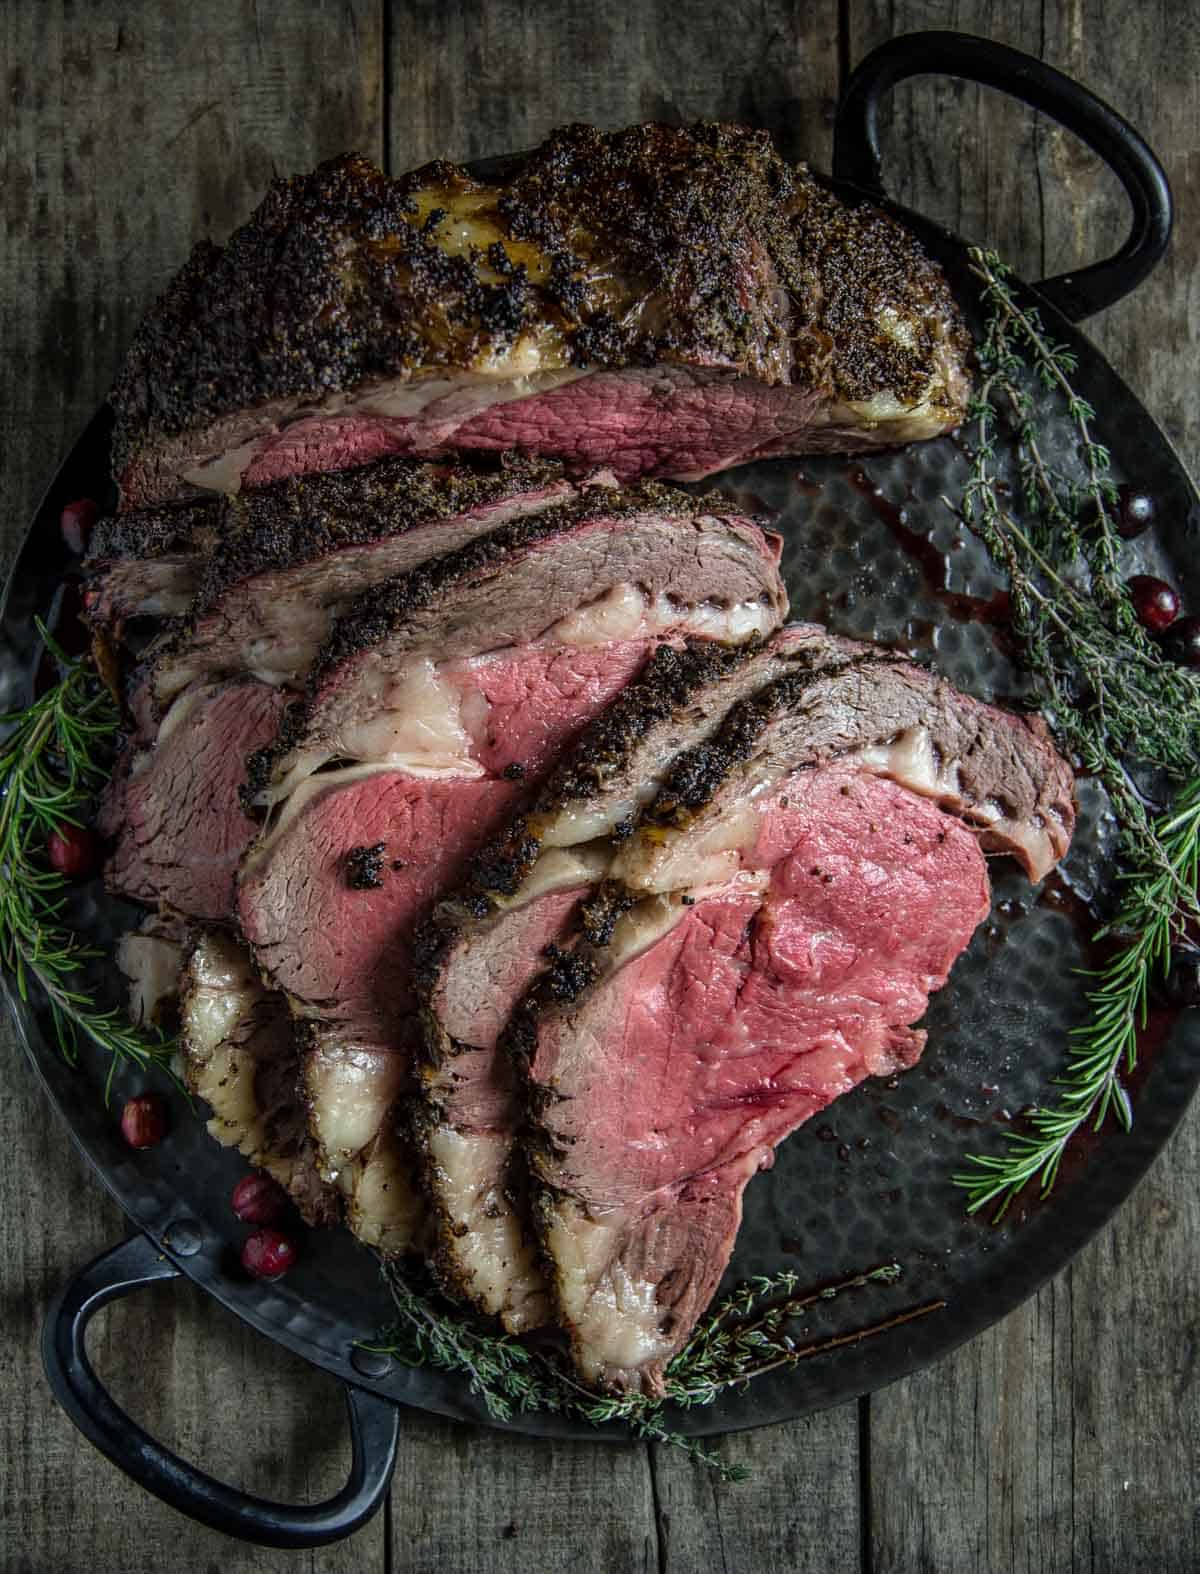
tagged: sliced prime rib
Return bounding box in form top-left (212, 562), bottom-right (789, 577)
top-left (179, 931), bottom-right (343, 1230)
top-left (102, 678), bottom-right (289, 922)
top-left (98, 458), bottom-right (593, 917)
top-left (110, 122), bottom-right (971, 509)
top-left (245, 480), bottom-right (786, 805)
top-left (504, 652), bottom-right (1075, 1393)
top-left (85, 450), bottom-right (572, 678)
top-left (238, 497), bottom-right (788, 1256)
top-left (412, 627), bottom-right (881, 1329)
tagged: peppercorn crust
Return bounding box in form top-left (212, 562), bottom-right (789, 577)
top-left (110, 122), bottom-right (971, 486)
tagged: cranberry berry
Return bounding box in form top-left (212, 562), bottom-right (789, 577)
top-left (241, 1228), bottom-right (298, 1281)
top-left (231, 1171), bottom-right (289, 1225)
top-left (47, 824), bottom-right (99, 880)
top-left (1127, 575), bottom-right (1180, 633)
top-left (120, 1094), bottom-right (167, 1149)
top-left (60, 498), bottom-right (98, 554)
top-left (1113, 486), bottom-right (1157, 540)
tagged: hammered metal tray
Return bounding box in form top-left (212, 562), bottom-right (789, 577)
top-left (4, 29), bottom-right (1198, 1552)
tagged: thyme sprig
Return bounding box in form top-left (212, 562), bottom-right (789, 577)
top-left (370, 1261), bottom-right (942, 1479)
top-left (948, 250), bottom-right (1200, 1217)
top-left (0, 633), bottom-right (179, 1098)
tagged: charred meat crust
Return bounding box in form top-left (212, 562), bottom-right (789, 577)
top-left (111, 122), bottom-right (969, 469)
top-left (86, 450), bottom-right (566, 613)
top-left (406, 1076), bottom-right (546, 1317)
top-left (86, 494), bottom-right (224, 567)
top-left (241, 480), bottom-right (763, 801)
top-left (410, 639), bottom-right (760, 986)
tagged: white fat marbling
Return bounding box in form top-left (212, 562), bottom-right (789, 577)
top-left (426, 1125), bottom-right (549, 1332)
top-left (346, 1127), bottom-right (425, 1254)
top-left (116, 921), bottom-right (186, 1029)
top-left (546, 585), bottom-right (776, 648)
top-left (305, 1044), bottom-right (405, 1175)
top-left (546, 1203), bottom-right (675, 1378)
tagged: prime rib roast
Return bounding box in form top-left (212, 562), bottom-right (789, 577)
top-left (90, 121), bottom-right (1079, 1394)
top-left (91, 459), bottom-right (652, 921)
top-left (109, 123), bottom-right (971, 510)
top-left (236, 488), bottom-right (787, 1248)
top-left (413, 633), bottom-right (1073, 1378)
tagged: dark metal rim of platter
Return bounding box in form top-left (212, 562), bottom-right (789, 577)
top-left (3, 31), bottom-right (1196, 1552)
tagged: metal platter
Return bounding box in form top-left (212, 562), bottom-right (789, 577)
top-left (4, 30), bottom-right (1197, 1550)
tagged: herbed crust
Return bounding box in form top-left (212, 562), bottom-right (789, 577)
top-left (241, 482), bottom-right (758, 801)
top-left (111, 121), bottom-right (970, 471)
top-left (87, 450), bottom-right (564, 575)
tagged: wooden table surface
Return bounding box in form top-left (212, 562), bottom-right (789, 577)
top-left (3, 3), bottom-right (1198, 1569)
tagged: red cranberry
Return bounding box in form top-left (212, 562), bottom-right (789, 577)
top-left (1128, 575), bottom-right (1180, 633)
top-left (1165, 615), bottom-right (1200, 668)
top-left (1113, 486), bottom-right (1157, 539)
top-left (47, 824), bottom-right (99, 879)
top-left (60, 498), bottom-right (98, 554)
top-left (231, 1171), bottom-right (289, 1225)
top-left (241, 1228), bottom-right (298, 1281)
top-left (120, 1094), bottom-right (167, 1149)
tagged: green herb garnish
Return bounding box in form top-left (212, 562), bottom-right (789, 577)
top-left (950, 250), bottom-right (1200, 1218)
top-left (0, 630), bottom-right (179, 1099)
top-left (369, 1261), bottom-right (941, 1479)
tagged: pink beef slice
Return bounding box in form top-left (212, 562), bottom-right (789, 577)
top-left (235, 370), bottom-right (837, 489)
top-left (237, 639), bottom-right (659, 1188)
top-left (104, 678), bottom-right (287, 921)
top-left (523, 765), bottom-right (992, 1395)
top-left (109, 126), bottom-right (971, 508)
top-left (412, 631), bottom-right (863, 1330)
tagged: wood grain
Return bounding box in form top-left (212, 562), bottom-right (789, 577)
top-left (0, 3), bottom-right (382, 1569)
top-left (3, 1), bottom-right (1199, 1568)
top-left (384, 0), bottom-right (838, 169)
top-left (849, 5), bottom-right (1200, 1570)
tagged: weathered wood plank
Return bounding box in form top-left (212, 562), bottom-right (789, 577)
top-left (385, 0), bottom-right (838, 169)
top-left (650, 1417), bottom-right (862, 1572)
top-left (847, 4), bottom-right (1200, 1569)
top-left (388, 1418), bottom-right (658, 1572)
top-left (383, 9), bottom-right (861, 1571)
top-left (0, 3), bottom-right (382, 1569)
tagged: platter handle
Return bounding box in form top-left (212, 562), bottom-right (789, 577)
top-left (833, 30), bottom-right (1173, 321)
top-left (41, 1231), bottom-right (400, 1549)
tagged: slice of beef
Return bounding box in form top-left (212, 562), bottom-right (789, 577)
top-left (146, 456), bottom-right (577, 711)
top-left (110, 124), bottom-right (970, 508)
top-left (104, 679), bottom-right (288, 921)
top-left (521, 769), bottom-right (989, 1393)
top-left (179, 931), bottom-right (343, 1229)
top-left (247, 483), bottom-right (787, 803)
top-left (510, 659), bottom-right (1076, 1393)
top-left (613, 656), bottom-right (1077, 890)
top-left (413, 626), bottom-right (878, 1328)
top-left (239, 505), bottom-right (787, 1260)
top-left (85, 450), bottom-right (571, 664)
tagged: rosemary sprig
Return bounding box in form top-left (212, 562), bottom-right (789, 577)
top-left (948, 250), bottom-right (1200, 1217)
top-left (370, 1261), bottom-right (942, 1479)
top-left (0, 634), bottom-right (180, 1097)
